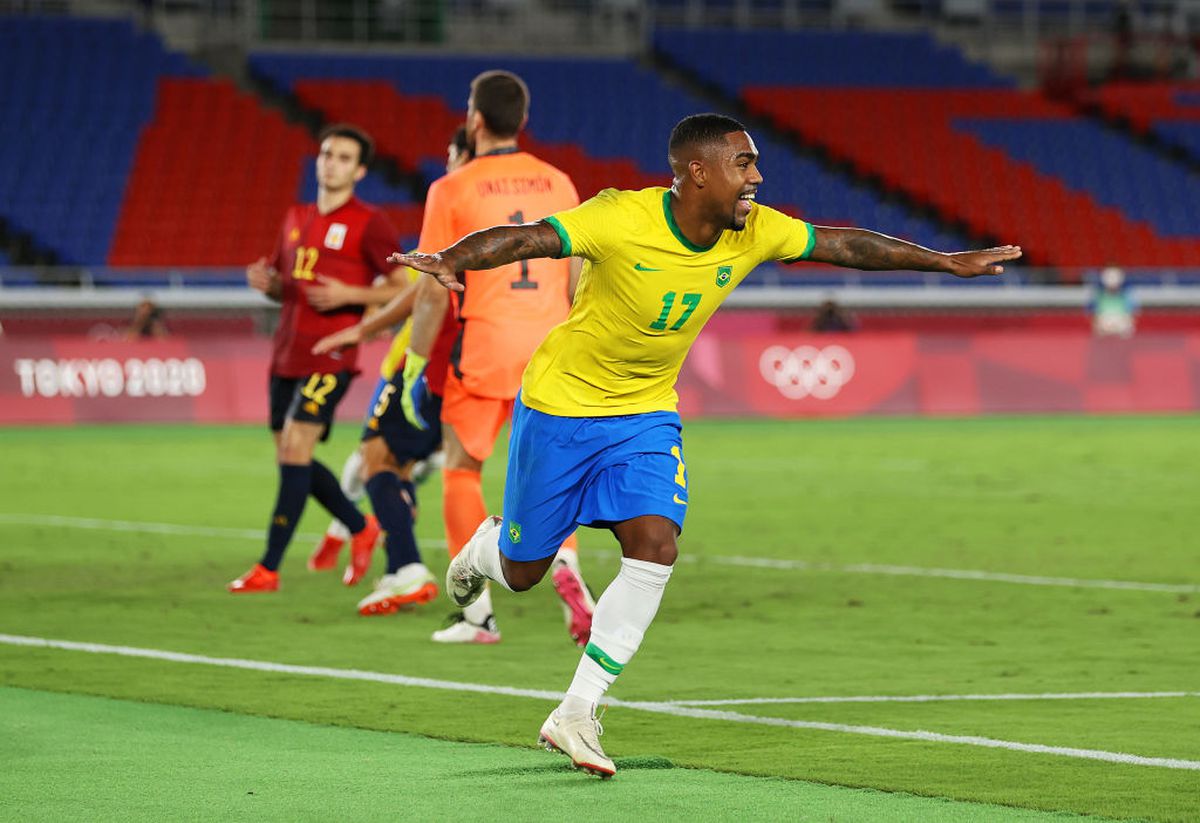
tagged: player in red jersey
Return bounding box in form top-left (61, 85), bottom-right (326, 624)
top-left (311, 127), bottom-right (474, 617)
top-left (229, 124), bottom-right (403, 593)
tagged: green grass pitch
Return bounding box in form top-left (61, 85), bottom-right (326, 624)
top-left (0, 417), bottom-right (1197, 821)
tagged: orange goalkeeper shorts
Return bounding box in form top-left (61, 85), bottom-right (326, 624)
top-left (441, 371), bottom-right (515, 463)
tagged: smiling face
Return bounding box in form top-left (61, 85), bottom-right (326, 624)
top-left (701, 131), bottom-right (763, 231)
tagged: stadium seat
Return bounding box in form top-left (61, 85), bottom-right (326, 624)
top-left (651, 30), bottom-right (1200, 267)
top-left (249, 52), bottom-right (970, 258)
top-left (0, 16), bottom-right (203, 264)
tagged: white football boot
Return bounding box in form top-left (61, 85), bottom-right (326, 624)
top-left (538, 706), bottom-right (615, 778)
top-left (356, 563), bottom-right (438, 616)
top-left (430, 611), bottom-right (501, 644)
top-left (445, 515), bottom-right (501, 608)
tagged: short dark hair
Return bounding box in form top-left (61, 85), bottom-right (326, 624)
top-left (451, 124), bottom-right (472, 158)
top-left (317, 123), bottom-right (374, 167)
top-left (470, 70), bottom-right (529, 139)
top-left (668, 113), bottom-right (747, 158)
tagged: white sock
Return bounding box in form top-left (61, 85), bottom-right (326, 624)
top-left (340, 448), bottom-right (365, 501)
top-left (470, 519), bottom-right (515, 592)
top-left (463, 586), bottom-right (494, 625)
top-left (553, 544), bottom-right (580, 572)
top-left (325, 519), bottom-right (351, 540)
top-left (563, 557), bottom-right (673, 710)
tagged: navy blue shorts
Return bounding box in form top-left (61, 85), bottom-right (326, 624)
top-left (269, 371), bottom-right (354, 441)
top-left (360, 371), bottom-right (443, 464)
top-left (499, 394), bottom-right (688, 562)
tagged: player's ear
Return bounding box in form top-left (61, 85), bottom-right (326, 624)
top-left (688, 158), bottom-right (706, 188)
top-left (353, 165), bottom-right (367, 183)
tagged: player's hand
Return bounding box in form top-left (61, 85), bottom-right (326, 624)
top-left (944, 246), bottom-right (1022, 278)
top-left (246, 257), bottom-right (277, 293)
top-left (306, 274), bottom-right (353, 310)
top-left (400, 349), bottom-right (431, 430)
top-left (311, 325), bottom-right (362, 356)
top-left (387, 252), bottom-right (463, 293)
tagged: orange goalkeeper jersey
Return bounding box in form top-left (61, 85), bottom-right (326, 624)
top-left (419, 148), bottom-right (579, 399)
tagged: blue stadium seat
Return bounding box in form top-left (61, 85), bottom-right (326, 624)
top-left (652, 29), bottom-right (1013, 95)
top-left (957, 119), bottom-right (1200, 238)
top-left (250, 52), bottom-right (970, 254)
top-left (0, 16), bottom-right (204, 264)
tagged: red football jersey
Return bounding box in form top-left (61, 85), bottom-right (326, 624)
top-left (268, 196), bottom-right (399, 377)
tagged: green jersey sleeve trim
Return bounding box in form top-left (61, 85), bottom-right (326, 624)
top-left (782, 222), bottom-right (817, 263)
top-left (662, 190), bottom-right (717, 253)
top-left (543, 216), bottom-right (572, 258)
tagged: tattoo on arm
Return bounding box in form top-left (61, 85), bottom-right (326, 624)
top-left (809, 227), bottom-right (947, 272)
top-left (442, 223), bottom-right (563, 272)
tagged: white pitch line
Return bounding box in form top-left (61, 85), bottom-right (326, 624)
top-left (692, 555), bottom-right (1200, 594)
top-left (2, 633), bottom-right (1198, 772)
top-left (663, 691), bottom-right (1200, 707)
top-left (0, 512), bottom-right (441, 549)
top-left (2, 512), bottom-right (1197, 594)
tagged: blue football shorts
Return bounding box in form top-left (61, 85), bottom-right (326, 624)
top-left (498, 393), bottom-right (689, 563)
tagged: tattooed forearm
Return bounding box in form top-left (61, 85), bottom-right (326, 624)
top-left (442, 223), bottom-right (563, 272)
top-left (809, 227), bottom-right (947, 272)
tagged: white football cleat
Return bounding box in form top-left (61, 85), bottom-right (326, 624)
top-left (538, 707), bottom-right (615, 778)
top-left (356, 563), bottom-right (438, 616)
top-left (445, 515), bottom-right (501, 608)
top-left (430, 612), bottom-right (501, 644)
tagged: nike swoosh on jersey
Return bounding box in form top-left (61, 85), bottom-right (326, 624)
top-left (633, 263), bottom-right (662, 271)
top-left (673, 494), bottom-right (688, 505)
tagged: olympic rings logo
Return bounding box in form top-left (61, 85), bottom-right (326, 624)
top-left (759, 345), bottom-right (855, 400)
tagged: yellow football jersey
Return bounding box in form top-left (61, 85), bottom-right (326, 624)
top-left (379, 326), bottom-right (410, 380)
top-left (523, 187), bottom-right (814, 416)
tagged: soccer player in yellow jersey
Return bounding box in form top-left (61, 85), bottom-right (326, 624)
top-left (390, 114), bottom-right (1022, 777)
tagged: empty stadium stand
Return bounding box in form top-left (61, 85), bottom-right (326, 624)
top-left (655, 29), bottom-right (1200, 268)
top-left (250, 53), bottom-right (970, 258)
top-left (1082, 80), bottom-right (1200, 158)
top-left (0, 16), bottom-right (203, 265)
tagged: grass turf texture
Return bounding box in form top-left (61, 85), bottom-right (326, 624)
top-left (0, 418), bottom-right (1197, 821)
top-left (2, 687), bottom-right (1117, 823)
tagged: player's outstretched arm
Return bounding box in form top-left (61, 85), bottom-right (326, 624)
top-left (387, 223), bottom-right (562, 293)
top-left (808, 227), bottom-right (1021, 278)
top-left (310, 281), bottom-right (419, 355)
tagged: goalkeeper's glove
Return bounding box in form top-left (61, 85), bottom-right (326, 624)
top-left (400, 348), bottom-right (431, 431)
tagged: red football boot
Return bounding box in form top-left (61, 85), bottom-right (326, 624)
top-left (342, 515), bottom-right (381, 586)
top-left (307, 531), bottom-right (346, 571)
top-left (228, 563), bottom-right (279, 593)
top-left (551, 558), bottom-right (596, 647)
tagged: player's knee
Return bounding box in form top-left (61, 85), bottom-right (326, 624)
top-left (360, 438), bottom-right (396, 479)
top-left (277, 440), bottom-right (311, 464)
top-left (622, 533), bottom-right (678, 567)
top-left (642, 538), bottom-right (678, 567)
top-left (499, 556), bottom-right (548, 592)
top-left (277, 422), bottom-right (319, 464)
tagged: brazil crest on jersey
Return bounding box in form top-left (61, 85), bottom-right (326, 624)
top-left (523, 187), bottom-right (814, 417)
